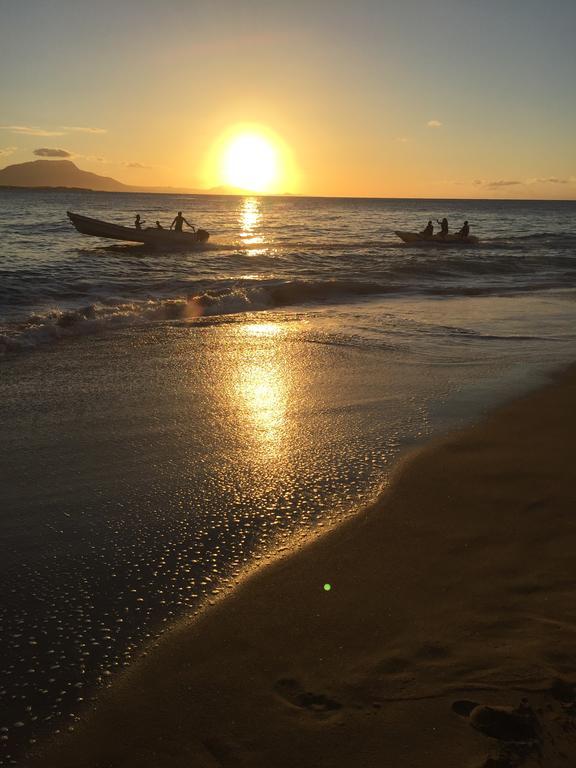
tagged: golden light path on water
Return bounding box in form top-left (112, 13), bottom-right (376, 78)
top-left (238, 197), bottom-right (265, 248)
top-left (235, 203), bottom-right (287, 455)
top-left (233, 322), bottom-right (288, 460)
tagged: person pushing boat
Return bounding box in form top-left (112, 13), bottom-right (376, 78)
top-left (67, 211), bottom-right (210, 246)
top-left (170, 211), bottom-right (195, 233)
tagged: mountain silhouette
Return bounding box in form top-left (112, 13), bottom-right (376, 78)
top-left (0, 159), bottom-right (131, 192)
top-left (0, 159), bottom-right (283, 196)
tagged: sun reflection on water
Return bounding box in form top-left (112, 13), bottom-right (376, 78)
top-left (234, 323), bottom-right (288, 457)
top-left (239, 197), bottom-right (265, 248)
top-left (243, 322), bottom-right (283, 336)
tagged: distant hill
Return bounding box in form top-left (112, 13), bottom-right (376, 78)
top-left (0, 159), bottom-right (284, 196)
top-left (0, 159), bottom-right (132, 192)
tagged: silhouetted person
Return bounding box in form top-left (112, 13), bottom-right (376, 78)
top-left (459, 221), bottom-right (470, 238)
top-left (421, 220), bottom-right (434, 238)
top-left (170, 211), bottom-right (195, 233)
top-left (436, 217), bottom-right (449, 236)
top-left (155, 221), bottom-right (164, 229)
top-left (135, 214), bottom-right (144, 230)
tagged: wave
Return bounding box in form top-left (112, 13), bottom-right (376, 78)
top-left (2, 217), bottom-right (576, 355)
top-left (112, 232), bottom-right (576, 253)
top-left (0, 278), bottom-right (390, 354)
top-left (0, 254), bottom-right (576, 354)
top-left (489, 231), bottom-right (576, 244)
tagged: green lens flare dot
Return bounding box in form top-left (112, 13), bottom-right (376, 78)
top-left (323, 583), bottom-right (331, 591)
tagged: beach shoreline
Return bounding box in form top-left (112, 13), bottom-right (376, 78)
top-left (27, 361), bottom-right (576, 768)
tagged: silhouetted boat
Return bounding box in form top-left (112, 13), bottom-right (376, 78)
top-left (395, 230), bottom-right (480, 245)
top-left (67, 211), bottom-right (210, 248)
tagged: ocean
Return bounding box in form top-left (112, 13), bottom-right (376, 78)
top-left (1, 189), bottom-right (576, 764)
top-left (2, 191), bottom-right (576, 352)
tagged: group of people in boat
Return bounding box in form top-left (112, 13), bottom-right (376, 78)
top-left (134, 211), bottom-right (196, 232)
top-left (420, 218), bottom-right (470, 239)
top-left (134, 210), bottom-right (470, 242)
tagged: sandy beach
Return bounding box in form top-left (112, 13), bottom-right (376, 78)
top-left (26, 363), bottom-right (576, 768)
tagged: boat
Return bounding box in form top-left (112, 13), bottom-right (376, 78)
top-left (67, 211), bottom-right (210, 248)
top-left (395, 230), bottom-right (479, 245)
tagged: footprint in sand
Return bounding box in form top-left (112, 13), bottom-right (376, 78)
top-left (452, 698), bottom-right (538, 742)
top-left (274, 678), bottom-right (342, 713)
top-left (452, 699), bottom-right (540, 768)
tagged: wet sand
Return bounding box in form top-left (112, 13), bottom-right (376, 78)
top-left (28, 363), bottom-right (576, 768)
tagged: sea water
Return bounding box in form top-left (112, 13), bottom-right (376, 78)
top-left (1, 191), bottom-right (576, 350)
top-left (1, 190), bottom-right (576, 763)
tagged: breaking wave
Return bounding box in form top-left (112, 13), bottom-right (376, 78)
top-left (0, 278), bottom-right (390, 353)
top-left (3, 266), bottom-right (575, 354)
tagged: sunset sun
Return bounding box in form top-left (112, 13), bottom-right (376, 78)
top-left (222, 133), bottom-right (278, 193)
top-left (204, 124), bottom-right (297, 194)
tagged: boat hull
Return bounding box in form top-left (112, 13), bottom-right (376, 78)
top-left (67, 211), bottom-right (210, 248)
top-left (395, 230), bottom-right (479, 245)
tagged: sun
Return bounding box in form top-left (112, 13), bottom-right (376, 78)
top-left (222, 133), bottom-right (278, 193)
top-left (205, 124), bottom-right (298, 194)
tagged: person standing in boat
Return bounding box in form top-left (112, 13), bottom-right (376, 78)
top-left (436, 217), bottom-right (449, 237)
top-left (458, 221), bottom-right (470, 238)
top-left (420, 220), bottom-right (434, 238)
top-left (170, 211), bottom-right (195, 233)
top-left (134, 214), bottom-right (145, 230)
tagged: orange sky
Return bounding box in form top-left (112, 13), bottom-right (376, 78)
top-left (1, 0), bottom-right (575, 199)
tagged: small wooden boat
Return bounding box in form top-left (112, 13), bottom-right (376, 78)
top-left (395, 230), bottom-right (479, 245)
top-left (67, 211), bottom-right (210, 248)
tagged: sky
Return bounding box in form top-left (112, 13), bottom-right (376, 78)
top-left (1, 0), bottom-right (575, 198)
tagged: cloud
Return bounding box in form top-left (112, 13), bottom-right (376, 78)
top-left (34, 147), bottom-right (73, 158)
top-left (1, 124), bottom-right (107, 137)
top-left (124, 161), bottom-right (150, 169)
top-left (474, 177), bottom-right (575, 189)
top-left (427, 120), bottom-right (442, 128)
top-left (1, 125), bottom-right (65, 137)
top-left (396, 137), bottom-right (409, 144)
top-left (60, 126), bottom-right (107, 134)
top-left (529, 177), bottom-right (569, 185)
top-left (486, 180), bottom-right (523, 188)
top-left (0, 146), bottom-right (17, 158)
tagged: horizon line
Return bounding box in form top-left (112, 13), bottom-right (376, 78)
top-left (1, 184), bottom-right (576, 203)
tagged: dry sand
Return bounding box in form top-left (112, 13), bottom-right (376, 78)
top-left (30, 366), bottom-right (576, 768)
